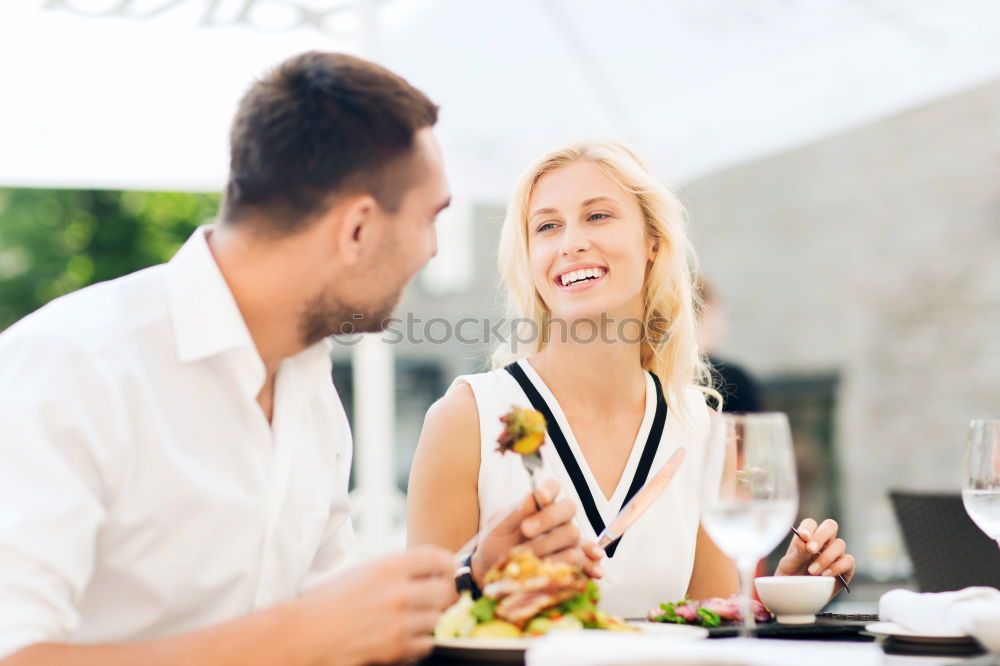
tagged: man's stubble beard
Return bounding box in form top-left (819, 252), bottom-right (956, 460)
top-left (298, 283), bottom-right (402, 347)
top-left (299, 225), bottom-right (417, 347)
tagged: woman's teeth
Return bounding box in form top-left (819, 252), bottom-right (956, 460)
top-left (559, 267), bottom-right (606, 286)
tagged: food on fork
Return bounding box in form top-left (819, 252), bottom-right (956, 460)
top-left (648, 595), bottom-right (774, 627)
top-left (435, 548), bottom-right (635, 639)
top-left (496, 406), bottom-right (546, 455)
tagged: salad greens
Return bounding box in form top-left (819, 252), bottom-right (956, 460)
top-left (470, 596), bottom-right (497, 623)
top-left (652, 600), bottom-right (721, 627)
top-left (435, 580), bottom-right (632, 638)
top-left (648, 595), bottom-right (773, 627)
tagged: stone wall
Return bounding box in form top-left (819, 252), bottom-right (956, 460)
top-left (683, 78), bottom-right (1000, 569)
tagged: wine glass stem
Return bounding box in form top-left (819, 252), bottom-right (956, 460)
top-left (738, 558), bottom-right (757, 639)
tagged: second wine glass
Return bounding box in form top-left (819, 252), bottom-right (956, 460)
top-left (962, 419), bottom-right (1000, 546)
top-left (701, 412), bottom-right (799, 638)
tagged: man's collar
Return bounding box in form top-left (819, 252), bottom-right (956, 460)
top-left (166, 226), bottom-right (334, 398)
top-left (166, 225), bottom-right (260, 366)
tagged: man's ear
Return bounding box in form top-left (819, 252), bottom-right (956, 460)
top-left (327, 194), bottom-right (378, 264)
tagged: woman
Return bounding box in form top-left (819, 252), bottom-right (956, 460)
top-left (407, 141), bottom-right (854, 617)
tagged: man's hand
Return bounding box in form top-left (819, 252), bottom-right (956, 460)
top-left (775, 518), bottom-right (855, 596)
top-left (470, 479), bottom-right (603, 586)
top-left (292, 545), bottom-right (456, 666)
top-left (1, 546), bottom-right (457, 666)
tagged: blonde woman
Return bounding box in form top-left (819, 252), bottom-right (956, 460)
top-left (408, 141), bottom-right (854, 617)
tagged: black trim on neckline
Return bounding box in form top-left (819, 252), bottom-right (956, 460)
top-left (503, 362), bottom-right (668, 557)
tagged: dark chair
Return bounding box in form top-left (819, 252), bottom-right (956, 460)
top-left (890, 490), bottom-right (1000, 592)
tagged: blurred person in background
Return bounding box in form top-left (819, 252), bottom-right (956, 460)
top-left (0, 51), bottom-right (586, 666)
top-left (695, 276), bottom-right (763, 413)
top-left (408, 140), bottom-right (855, 618)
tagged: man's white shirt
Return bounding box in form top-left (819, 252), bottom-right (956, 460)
top-left (0, 227), bottom-right (355, 658)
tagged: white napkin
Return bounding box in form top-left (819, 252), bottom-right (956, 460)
top-left (879, 587), bottom-right (1000, 635)
top-left (526, 633), bottom-right (882, 666)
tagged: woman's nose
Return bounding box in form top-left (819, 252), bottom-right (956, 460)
top-left (560, 222), bottom-right (591, 256)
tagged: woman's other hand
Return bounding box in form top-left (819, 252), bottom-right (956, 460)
top-left (775, 518), bottom-right (855, 596)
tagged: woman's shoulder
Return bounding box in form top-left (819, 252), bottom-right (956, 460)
top-left (414, 378), bottom-right (482, 475)
top-left (410, 376), bottom-right (483, 513)
top-left (449, 364), bottom-right (511, 390)
top-left (448, 364), bottom-right (526, 407)
top-left (664, 384), bottom-right (713, 430)
top-left (426, 379), bottom-right (478, 431)
top-left (429, 365), bottom-right (511, 430)
top-left (657, 380), bottom-right (710, 409)
top-left (680, 384), bottom-right (710, 407)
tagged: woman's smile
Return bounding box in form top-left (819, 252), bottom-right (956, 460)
top-left (553, 264), bottom-right (609, 293)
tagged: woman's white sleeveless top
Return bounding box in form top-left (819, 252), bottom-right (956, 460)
top-left (451, 358), bottom-right (709, 618)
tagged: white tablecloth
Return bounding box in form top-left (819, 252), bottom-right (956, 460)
top-left (527, 634), bottom-right (885, 666)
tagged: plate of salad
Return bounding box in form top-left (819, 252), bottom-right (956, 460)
top-left (434, 548), bottom-right (706, 660)
top-left (648, 595), bottom-right (774, 627)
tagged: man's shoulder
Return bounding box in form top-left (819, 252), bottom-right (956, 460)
top-left (0, 264), bottom-right (171, 363)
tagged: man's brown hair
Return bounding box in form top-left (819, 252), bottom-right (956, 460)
top-left (221, 51), bottom-right (438, 233)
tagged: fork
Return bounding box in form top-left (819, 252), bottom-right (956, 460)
top-left (522, 452), bottom-right (543, 510)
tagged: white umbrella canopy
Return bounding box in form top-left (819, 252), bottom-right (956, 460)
top-left (2, 0), bottom-right (1000, 195)
top-left (0, 0), bottom-right (371, 191)
top-left (383, 0), bottom-right (1000, 198)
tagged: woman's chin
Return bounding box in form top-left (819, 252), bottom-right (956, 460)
top-left (542, 310), bottom-right (617, 342)
top-left (541, 299), bottom-right (646, 344)
top-left (547, 300), bottom-right (637, 323)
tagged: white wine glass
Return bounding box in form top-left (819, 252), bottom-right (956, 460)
top-left (701, 412), bottom-right (799, 638)
top-left (962, 420), bottom-right (1000, 546)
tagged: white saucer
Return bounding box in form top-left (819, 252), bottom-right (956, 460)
top-left (864, 621), bottom-right (969, 641)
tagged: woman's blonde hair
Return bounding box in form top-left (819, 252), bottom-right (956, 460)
top-left (491, 140), bottom-right (719, 426)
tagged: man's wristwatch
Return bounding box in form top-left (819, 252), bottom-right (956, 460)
top-left (454, 552), bottom-right (482, 599)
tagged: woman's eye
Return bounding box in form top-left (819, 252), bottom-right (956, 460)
top-left (587, 212), bottom-right (610, 221)
top-left (537, 222), bottom-right (558, 233)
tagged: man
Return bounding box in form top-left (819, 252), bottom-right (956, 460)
top-left (0, 52), bottom-right (588, 666)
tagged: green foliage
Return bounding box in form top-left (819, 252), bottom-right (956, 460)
top-left (0, 188), bottom-right (220, 330)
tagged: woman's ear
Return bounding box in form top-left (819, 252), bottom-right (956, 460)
top-left (648, 239), bottom-right (659, 263)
